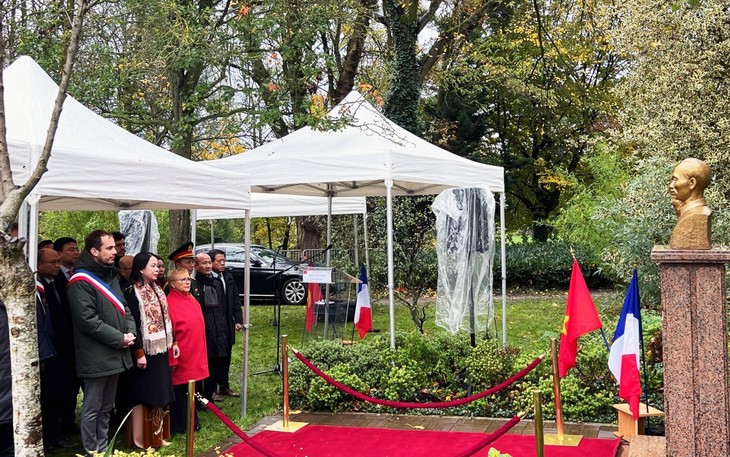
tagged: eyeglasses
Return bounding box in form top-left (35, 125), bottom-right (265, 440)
top-left (175, 278), bottom-right (191, 282)
top-left (63, 248), bottom-right (80, 252)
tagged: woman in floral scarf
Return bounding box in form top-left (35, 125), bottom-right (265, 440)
top-left (123, 252), bottom-right (179, 448)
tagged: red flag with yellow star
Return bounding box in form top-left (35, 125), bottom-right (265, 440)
top-left (558, 259), bottom-right (603, 377)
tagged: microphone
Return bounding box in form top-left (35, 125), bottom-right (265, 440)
top-left (322, 244), bottom-right (333, 253)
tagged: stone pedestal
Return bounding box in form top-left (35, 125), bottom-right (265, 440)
top-left (650, 247), bottom-right (730, 457)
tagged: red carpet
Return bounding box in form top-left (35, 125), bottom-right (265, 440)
top-left (228, 425), bottom-right (621, 457)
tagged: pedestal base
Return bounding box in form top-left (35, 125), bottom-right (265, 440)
top-left (651, 247), bottom-right (730, 457)
top-left (543, 433), bottom-right (582, 446)
top-left (265, 420), bottom-right (309, 433)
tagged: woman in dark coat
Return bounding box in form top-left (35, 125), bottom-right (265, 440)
top-left (124, 252), bottom-right (178, 448)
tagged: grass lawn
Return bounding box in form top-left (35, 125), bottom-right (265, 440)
top-left (50, 291), bottom-right (626, 456)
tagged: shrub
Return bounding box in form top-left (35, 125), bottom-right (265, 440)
top-left (493, 242), bottom-right (612, 290)
top-left (464, 340), bottom-right (521, 388)
top-left (307, 363), bottom-right (368, 411)
top-left (289, 330), bottom-right (663, 423)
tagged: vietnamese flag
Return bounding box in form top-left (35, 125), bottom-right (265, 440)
top-left (305, 283), bottom-right (322, 333)
top-left (608, 270), bottom-right (642, 420)
top-left (558, 259), bottom-right (603, 377)
top-left (354, 265), bottom-right (372, 339)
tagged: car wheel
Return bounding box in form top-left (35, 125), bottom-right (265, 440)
top-left (282, 278), bottom-right (306, 305)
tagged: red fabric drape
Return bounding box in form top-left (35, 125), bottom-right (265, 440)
top-left (294, 350), bottom-right (542, 409)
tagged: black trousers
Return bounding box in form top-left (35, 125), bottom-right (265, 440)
top-left (40, 359), bottom-right (64, 446)
top-left (0, 423), bottom-right (12, 457)
top-left (170, 383), bottom-right (200, 434)
top-left (203, 355), bottom-right (228, 400)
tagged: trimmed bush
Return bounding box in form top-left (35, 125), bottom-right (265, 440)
top-left (493, 242), bottom-right (612, 290)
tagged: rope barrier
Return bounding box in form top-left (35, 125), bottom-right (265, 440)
top-left (198, 396), bottom-right (285, 457)
top-left (292, 349), bottom-right (543, 409)
top-left (452, 415), bottom-right (522, 457)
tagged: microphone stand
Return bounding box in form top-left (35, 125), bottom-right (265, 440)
top-left (253, 247), bottom-right (310, 378)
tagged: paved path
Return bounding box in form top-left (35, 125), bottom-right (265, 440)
top-left (201, 411), bottom-right (629, 456)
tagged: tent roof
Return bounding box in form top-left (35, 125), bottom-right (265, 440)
top-left (5, 56), bottom-right (251, 211)
top-left (207, 91), bottom-right (504, 196)
top-left (196, 194), bottom-right (366, 220)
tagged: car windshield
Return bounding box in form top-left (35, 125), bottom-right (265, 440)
top-left (255, 247), bottom-right (293, 267)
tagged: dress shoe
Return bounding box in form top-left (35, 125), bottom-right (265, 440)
top-left (219, 388), bottom-right (240, 397)
top-left (211, 392), bottom-right (224, 402)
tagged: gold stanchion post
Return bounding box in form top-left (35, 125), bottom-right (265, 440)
top-left (265, 336), bottom-right (308, 432)
top-left (533, 390), bottom-right (545, 457)
top-left (544, 338), bottom-right (582, 446)
top-left (185, 380), bottom-right (195, 457)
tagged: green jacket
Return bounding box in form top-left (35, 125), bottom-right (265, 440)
top-left (68, 249), bottom-right (135, 378)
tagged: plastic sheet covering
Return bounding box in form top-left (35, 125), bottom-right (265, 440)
top-left (431, 187), bottom-right (495, 335)
top-left (118, 210), bottom-right (159, 256)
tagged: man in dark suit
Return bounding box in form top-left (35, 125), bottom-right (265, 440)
top-left (208, 249), bottom-right (242, 398)
top-left (51, 238), bottom-right (82, 435)
top-left (36, 249), bottom-right (64, 451)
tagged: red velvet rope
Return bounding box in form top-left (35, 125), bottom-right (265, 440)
top-left (452, 415), bottom-right (521, 457)
top-left (204, 399), bottom-right (285, 457)
top-left (293, 350), bottom-right (542, 409)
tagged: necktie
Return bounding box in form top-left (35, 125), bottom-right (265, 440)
top-left (47, 280), bottom-right (61, 305)
top-left (67, 269), bottom-right (73, 280)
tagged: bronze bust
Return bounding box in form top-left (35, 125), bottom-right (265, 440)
top-left (669, 158), bottom-right (712, 249)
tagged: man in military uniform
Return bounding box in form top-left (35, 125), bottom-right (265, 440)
top-left (167, 242), bottom-right (201, 301)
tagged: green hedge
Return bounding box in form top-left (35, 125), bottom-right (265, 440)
top-left (365, 241), bottom-right (613, 295)
top-left (494, 242), bottom-right (613, 290)
top-left (288, 329), bottom-right (663, 423)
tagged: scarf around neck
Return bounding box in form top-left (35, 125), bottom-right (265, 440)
top-left (133, 281), bottom-right (173, 356)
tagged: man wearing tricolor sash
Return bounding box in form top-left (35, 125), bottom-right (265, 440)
top-left (68, 230), bottom-right (136, 456)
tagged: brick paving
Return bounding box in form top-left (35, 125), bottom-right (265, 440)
top-left (199, 412), bottom-right (630, 456)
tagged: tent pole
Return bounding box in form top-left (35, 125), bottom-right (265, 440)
top-left (386, 179), bottom-right (396, 349)
top-left (353, 214), bottom-right (359, 271)
top-left (500, 192), bottom-right (507, 348)
top-left (363, 210), bottom-right (370, 275)
top-left (323, 186), bottom-right (333, 339)
top-left (27, 196), bottom-right (40, 269)
top-left (241, 209), bottom-right (251, 418)
top-left (191, 209), bottom-right (197, 246)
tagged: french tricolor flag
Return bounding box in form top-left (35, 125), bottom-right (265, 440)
top-left (608, 270), bottom-right (643, 420)
top-left (354, 265), bottom-right (372, 339)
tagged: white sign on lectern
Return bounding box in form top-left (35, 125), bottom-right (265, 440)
top-left (302, 267), bottom-right (334, 284)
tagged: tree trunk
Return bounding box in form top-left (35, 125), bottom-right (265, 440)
top-left (0, 244), bottom-right (42, 456)
top-left (297, 216), bottom-right (322, 250)
top-left (382, 0), bottom-right (422, 135)
top-left (169, 209), bottom-right (191, 250)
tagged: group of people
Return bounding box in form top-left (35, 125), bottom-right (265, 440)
top-left (2, 230), bottom-right (243, 456)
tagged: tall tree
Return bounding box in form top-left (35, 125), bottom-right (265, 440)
top-left (232, 0), bottom-right (378, 249)
top-left (0, 1), bottom-right (89, 454)
top-left (432, 0), bottom-right (620, 240)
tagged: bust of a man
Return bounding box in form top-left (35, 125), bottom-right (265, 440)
top-left (669, 158), bottom-right (712, 249)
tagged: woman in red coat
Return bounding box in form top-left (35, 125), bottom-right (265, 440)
top-left (166, 267), bottom-right (209, 434)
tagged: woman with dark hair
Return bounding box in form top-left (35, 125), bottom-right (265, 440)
top-left (123, 252), bottom-right (178, 448)
top-left (166, 267), bottom-right (208, 434)
top-left (154, 254), bottom-right (167, 290)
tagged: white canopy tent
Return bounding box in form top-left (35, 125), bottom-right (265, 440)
top-left (3, 55), bottom-right (252, 265)
top-left (207, 91), bottom-right (507, 352)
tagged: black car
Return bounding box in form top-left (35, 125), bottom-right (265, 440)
top-left (195, 243), bottom-right (308, 305)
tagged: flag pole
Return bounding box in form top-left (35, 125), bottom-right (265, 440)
top-left (551, 338), bottom-right (565, 440)
top-left (545, 344), bottom-right (583, 448)
top-left (599, 328), bottom-right (611, 353)
top-left (634, 269), bottom-right (651, 421)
